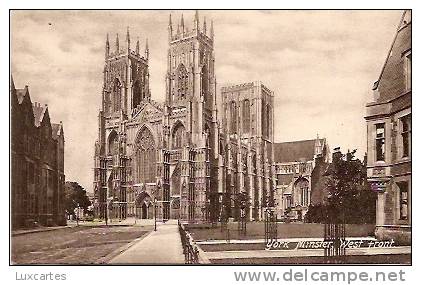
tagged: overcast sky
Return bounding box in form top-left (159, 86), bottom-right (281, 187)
top-left (11, 10), bottom-right (403, 191)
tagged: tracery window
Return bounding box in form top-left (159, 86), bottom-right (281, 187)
top-left (113, 78), bottom-right (122, 112)
top-left (201, 65), bottom-right (208, 102)
top-left (135, 128), bottom-right (156, 183)
top-left (132, 79), bottom-right (143, 108)
top-left (262, 103), bottom-right (271, 138)
top-left (172, 123), bottom-right (185, 149)
top-left (108, 131), bottom-right (119, 155)
top-left (242, 99), bottom-right (250, 133)
top-left (176, 64), bottom-right (188, 101)
top-left (230, 101), bottom-right (237, 133)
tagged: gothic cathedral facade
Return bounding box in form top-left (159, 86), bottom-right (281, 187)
top-left (93, 12), bottom-right (276, 222)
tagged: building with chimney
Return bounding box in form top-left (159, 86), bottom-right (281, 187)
top-left (93, 12), bottom-right (276, 222)
top-left (10, 78), bottom-right (65, 229)
top-left (365, 11), bottom-right (411, 243)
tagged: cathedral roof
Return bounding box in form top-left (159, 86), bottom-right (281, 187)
top-left (274, 138), bottom-right (326, 163)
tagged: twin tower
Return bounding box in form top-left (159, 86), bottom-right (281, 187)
top-left (94, 11), bottom-right (275, 222)
top-left (101, 11), bottom-right (216, 122)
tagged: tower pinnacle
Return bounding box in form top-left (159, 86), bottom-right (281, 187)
top-left (210, 20), bottom-right (214, 40)
top-left (203, 17), bottom-right (207, 35)
top-left (145, 38), bottom-right (149, 60)
top-left (181, 14), bottom-right (185, 33)
top-left (126, 27), bottom-right (130, 50)
top-left (116, 33), bottom-right (119, 52)
top-left (105, 33), bottom-right (110, 58)
top-left (168, 14), bottom-right (173, 41)
top-left (136, 38), bottom-right (140, 54)
top-left (194, 10), bottom-right (200, 31)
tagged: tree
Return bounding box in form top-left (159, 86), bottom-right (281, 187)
top-left (305, 149), bottom-right (376, 224)
top-left (64, 181), bottom-right (91, 218)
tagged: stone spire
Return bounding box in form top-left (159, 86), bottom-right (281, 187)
top-left (115, 33), bottom-right (119, 53)
top-left (203, 17), bottom-right (207, 35)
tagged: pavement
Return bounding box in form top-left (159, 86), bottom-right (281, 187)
top-left (109, 220), bottom-right (185, 264)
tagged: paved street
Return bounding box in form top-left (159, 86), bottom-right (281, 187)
top-left (11, 225), bottom-right (151, 264)
top-left (109, 220), bottom-right (185, 264)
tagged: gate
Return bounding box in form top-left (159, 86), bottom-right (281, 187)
top-left (264, 208), bottom-right (277, 244)
top-left (324, 222), bottom-right (346, 263)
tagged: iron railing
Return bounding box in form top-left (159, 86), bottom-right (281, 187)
top-left (264, 208), bottom-right (277, 244)
top-left (178, 221), bottom-right (200, 264)
top-left (324, 221), bottom-right (346, 263)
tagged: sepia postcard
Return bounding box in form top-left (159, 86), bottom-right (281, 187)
top-left (10, 9), bottom-right (411, 268)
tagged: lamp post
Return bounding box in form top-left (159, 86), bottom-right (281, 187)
top-left (76, 203), bottom-right (80, 226)
top-left (154, 197), bottom-right (157, 231)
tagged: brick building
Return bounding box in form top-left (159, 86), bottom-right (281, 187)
top-left (93, 12), bottom-right (275, 222)
top-left (273, 136), bottom-right (329, 220)
top-left (11, 77), bottom-right (66, 229)
top-left (365, 10), bottom-right (411, 243)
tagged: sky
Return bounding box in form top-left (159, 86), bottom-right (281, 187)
top-left (10, 10), bottom-right (404, 191)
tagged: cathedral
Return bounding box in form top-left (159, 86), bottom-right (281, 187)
top-left (93, 12), bottom-right (276, 222)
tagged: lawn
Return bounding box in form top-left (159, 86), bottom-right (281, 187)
top-left (210, 254), bottom-right (411, 264)
top-left (186, 222), bottom-right (375, 241)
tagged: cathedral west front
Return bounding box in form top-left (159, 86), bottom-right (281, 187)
top-left (93, 11), bottom-right (276, 222)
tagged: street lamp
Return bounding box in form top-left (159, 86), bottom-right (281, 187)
top-left (154, 197), bottom-right (157, 231)
top-left (76, 203), bottom-right (80, 226)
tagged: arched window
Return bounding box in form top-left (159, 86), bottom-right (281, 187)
top-left (201, 65), bottom-right (208, 102)
top-left (294, 178), bottom-right (309, 206)
top-left (242, 99), bottom-right (250, 133)
top-left (134, 127), bottom-right (156, 183)
top-left (262, 103), bottom-right (271, 138)
top-left (176, 64), bottom-right (188, 101)
top-left (172, 122), bottom-right (185, 149)
top-left (113, 78), bottom-right (122, 112)
top-left (230, 101), bottom-right (237, 133)
top-left (108, 131), bottom-right (119, 155)
top-left (132, 80), bottom-right (143, 108)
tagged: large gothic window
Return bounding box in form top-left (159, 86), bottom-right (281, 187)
top-left (172, 123), bottom-right (185, 149)
top-left (242, 99), bottom-right (250, 133)
top-left (176, 64), bottom-right (188, 101)
top-left (134, 128), bottom-right (156, 183)
top-left (262, 103), bottom-right (271, 138)
top-left (267, 104), bottom-right (272, 138)
top-left (132, 79), bottom-right (143, 108)
top-left (201, 65), bottom-right (208, 103)
top-left (230, 101), bottom-right (237, 133)
top-left (113, 78), bottom-right (122, 112)
top-left (108, 131), bottom-right (119, 155)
